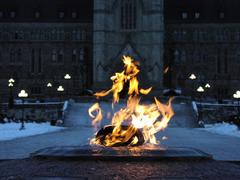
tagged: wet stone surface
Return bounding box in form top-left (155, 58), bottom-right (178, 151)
top-left (30, 145), bottom-right (212, 161)
top-left (0, 158), bottom-right (240, 180)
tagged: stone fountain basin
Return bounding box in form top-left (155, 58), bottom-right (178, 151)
top-left (31, 145), bottom-right (212, 161)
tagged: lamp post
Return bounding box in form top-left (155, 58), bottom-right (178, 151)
top-left (8, 82), bottom-right (14, 109)
top-left (57, 85), bottom-right (64, 119)
top-left (46, 82), bottom-right (52, 99)
top-left (8, 78), bottom-right (15, 109)
top-left (64, 74), bottom-right (71, 99)
top-left (189, 73), bottom-right (197, 100)
top-left (205, 83), bottom-right (211, 89)
top-left (204, 83), bottom-right (211, 99)
top-left (57, 85), bottom-right (64, 102)
top-left (18, 90), bottom-right (28, 130)
top-left (197, 86), bottom-right (205, 123)
top-left (233, 90), bottom-right (240, 115)
top-left (8, 78), bottom-right (15, 84)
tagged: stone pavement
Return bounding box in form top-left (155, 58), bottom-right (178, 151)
top-left (0, 158), bottom-right (240, 179)
top-left (0, 126), bottom-right (240, 161)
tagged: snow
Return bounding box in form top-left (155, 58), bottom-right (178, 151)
top-left (202, 123), bottom-right (240, 138)
top-left (63, 101), bottom-right (69, 111)
top-left (192, 101), bottom-right (198, 116)
top-left (0, 123), bottom-right (65, 141)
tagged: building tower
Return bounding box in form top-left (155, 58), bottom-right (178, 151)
top-left (93, 0), bottom-right (164, 90)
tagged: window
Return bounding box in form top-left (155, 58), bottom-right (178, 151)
top-left (72, 12), bottom-right (77, 18)
top-left (59, 12), bottom-right (64, 18)
top-left (121, 0), bottom-right (137, 30)
top-left (217, 49), bottom-right (221, 73)
top-left (72, 49), bottom-right (77, 62)
top-left (224, 48), bottom-right (228, 74)
top-left (31, 49), bottom-right (35, 73)
top-left (0, 11), bottom-right (3, 18)
top-left (35, 12), bottom-right (40, 18)
top-left (58, 49), bottom-right (64, 63)
top-left (219, 12), bottom-right (225, 19)
top-left (182, 12), bottom-right (188, 19)
top-left (17, 49), bottom-right (22, 62)
top-left (10, 49), bottom-right (15, 63)
top-left (181, 50), bottom-right (186, 62)
top-left (174, 49), bottom-right (180, 63)
top-left (195, 12), bottom-right (200, 19)
top-left (38, 49), bottom-right (42, 73)
top-left (52, 49), bottom-right (57, 61)
top-left (10, 11), bottom-right (16, 18)
top-left (79, 48), bottom-right (84, 62)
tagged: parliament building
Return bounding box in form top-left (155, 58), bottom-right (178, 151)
top-left (0, 0), bottom-right (239, 100)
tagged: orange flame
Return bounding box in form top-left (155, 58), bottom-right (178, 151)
top-left (89, 56), bottom-right (174, 147)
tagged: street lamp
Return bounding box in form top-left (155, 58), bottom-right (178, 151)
top-left (205, 83), bottom-right (211, 89)
top-left (57, 85), bottom-right (64, 119)
top-left (64, 74), bottom-right (71, 80)
top-left (47, 83), bottom-right (52, 88)
top-left (8, 82), bottom-right (14, 109)
top-left (204, 83), bottom-right (211, 99)
top-left (46, 83), bottom-right (53, 99)
top-left (233, 90), bottom-right (240, 114)
top-left (8, 78), bottom-right (15, 109)
top-left (196, 86), bottom-right (205, 123)
top-left (57, 85), bottom-right (64, 102)
top-left (197, 86), bottom-right (205, 93)
top-left (64, 74), bottom-right (71, 98)
top-left (18, 90), bottom-right (28, 130)
top-left (8, 78), bottom-right (15, 83)
top-left (189, 73), bottom-right (197, 99)
top-left (57, 85), bottom-right (64, 92)
top-left (189, 74), bottom-right (197, 80)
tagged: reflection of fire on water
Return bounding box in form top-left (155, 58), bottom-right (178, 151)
top-left (89, 56), bottom-right (174, 147)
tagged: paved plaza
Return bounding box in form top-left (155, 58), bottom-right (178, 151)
top-left (0, 102), bottom-right (240, 161)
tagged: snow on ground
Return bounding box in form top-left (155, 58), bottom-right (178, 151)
top-left (202, 123), bottom-right (240, 138)
top-left (0, 123), bottom-right (65, 141)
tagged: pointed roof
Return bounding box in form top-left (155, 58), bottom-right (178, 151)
top-left (115, 43), bottom-right (142, 61)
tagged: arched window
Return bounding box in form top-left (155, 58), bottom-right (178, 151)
top-left (17, 48), bottom-right (22, 62)
top-left (121, 0), bottom-right (137, 30)
top-left (52, 49), bottom-right (57, 62)
top-left (79, 48), bottom-right (84, 62)
top-left (10, 48), bottom-right (15, 63)
top-left (181, 50), bottom-right (186, 62)
top-left (71, 49), bottom-right (76, 62)
top-left (58, 49), bottom-right (64, 63)
top-left (174, 49), bottom-right (180, 63)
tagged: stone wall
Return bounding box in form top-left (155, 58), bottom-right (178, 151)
top-left (93, 0), bottom-right (164, 89)
top-left (164, 23), bottom-right (240, 98)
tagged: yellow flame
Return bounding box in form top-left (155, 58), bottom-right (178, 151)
top-left (89, 56), bottom-right (174, 147)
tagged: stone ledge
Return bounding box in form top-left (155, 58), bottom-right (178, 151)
top-left (31, 145), bottom-right (212, 161)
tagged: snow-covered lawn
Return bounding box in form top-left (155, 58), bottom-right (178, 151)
top-left (0, 123), bottom-right (65, 141)
top-left (202, 123), bottom-right (240, 138)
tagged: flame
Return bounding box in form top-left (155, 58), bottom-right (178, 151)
top-left (89, 56), bottom-right (174, 147)
top-left (164, 66), bottom-right (169, 74)
top-left (88, 103), bottom-right (102, 129)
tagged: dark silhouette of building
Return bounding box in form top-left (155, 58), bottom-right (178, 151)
top-left (0, 0), bottom-right (93, 100)
top-left (164, 0), bottom-right (240, 99)
top-left (0, 0), bottom-right (239, 101)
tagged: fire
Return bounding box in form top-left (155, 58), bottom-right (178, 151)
top-left (89, 56), bottom-right (174, 147)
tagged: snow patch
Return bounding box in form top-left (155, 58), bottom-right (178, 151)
top-left (0, 123), bottom-right (65, 141)
top-left (203, 123), bottom-right (240, 138)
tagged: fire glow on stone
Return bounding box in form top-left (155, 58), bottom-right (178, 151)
top-left (88, 56), bottom-right (174, 147)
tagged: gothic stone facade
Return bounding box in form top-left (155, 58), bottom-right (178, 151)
top-left (0, 0), bottom-right (240, 101)
top-left (93, 0), bottom-right (164, 89)
top-left (0, 23), bottom-right (92, 100)
top-left (164, 0), bottom-right (240, 99)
